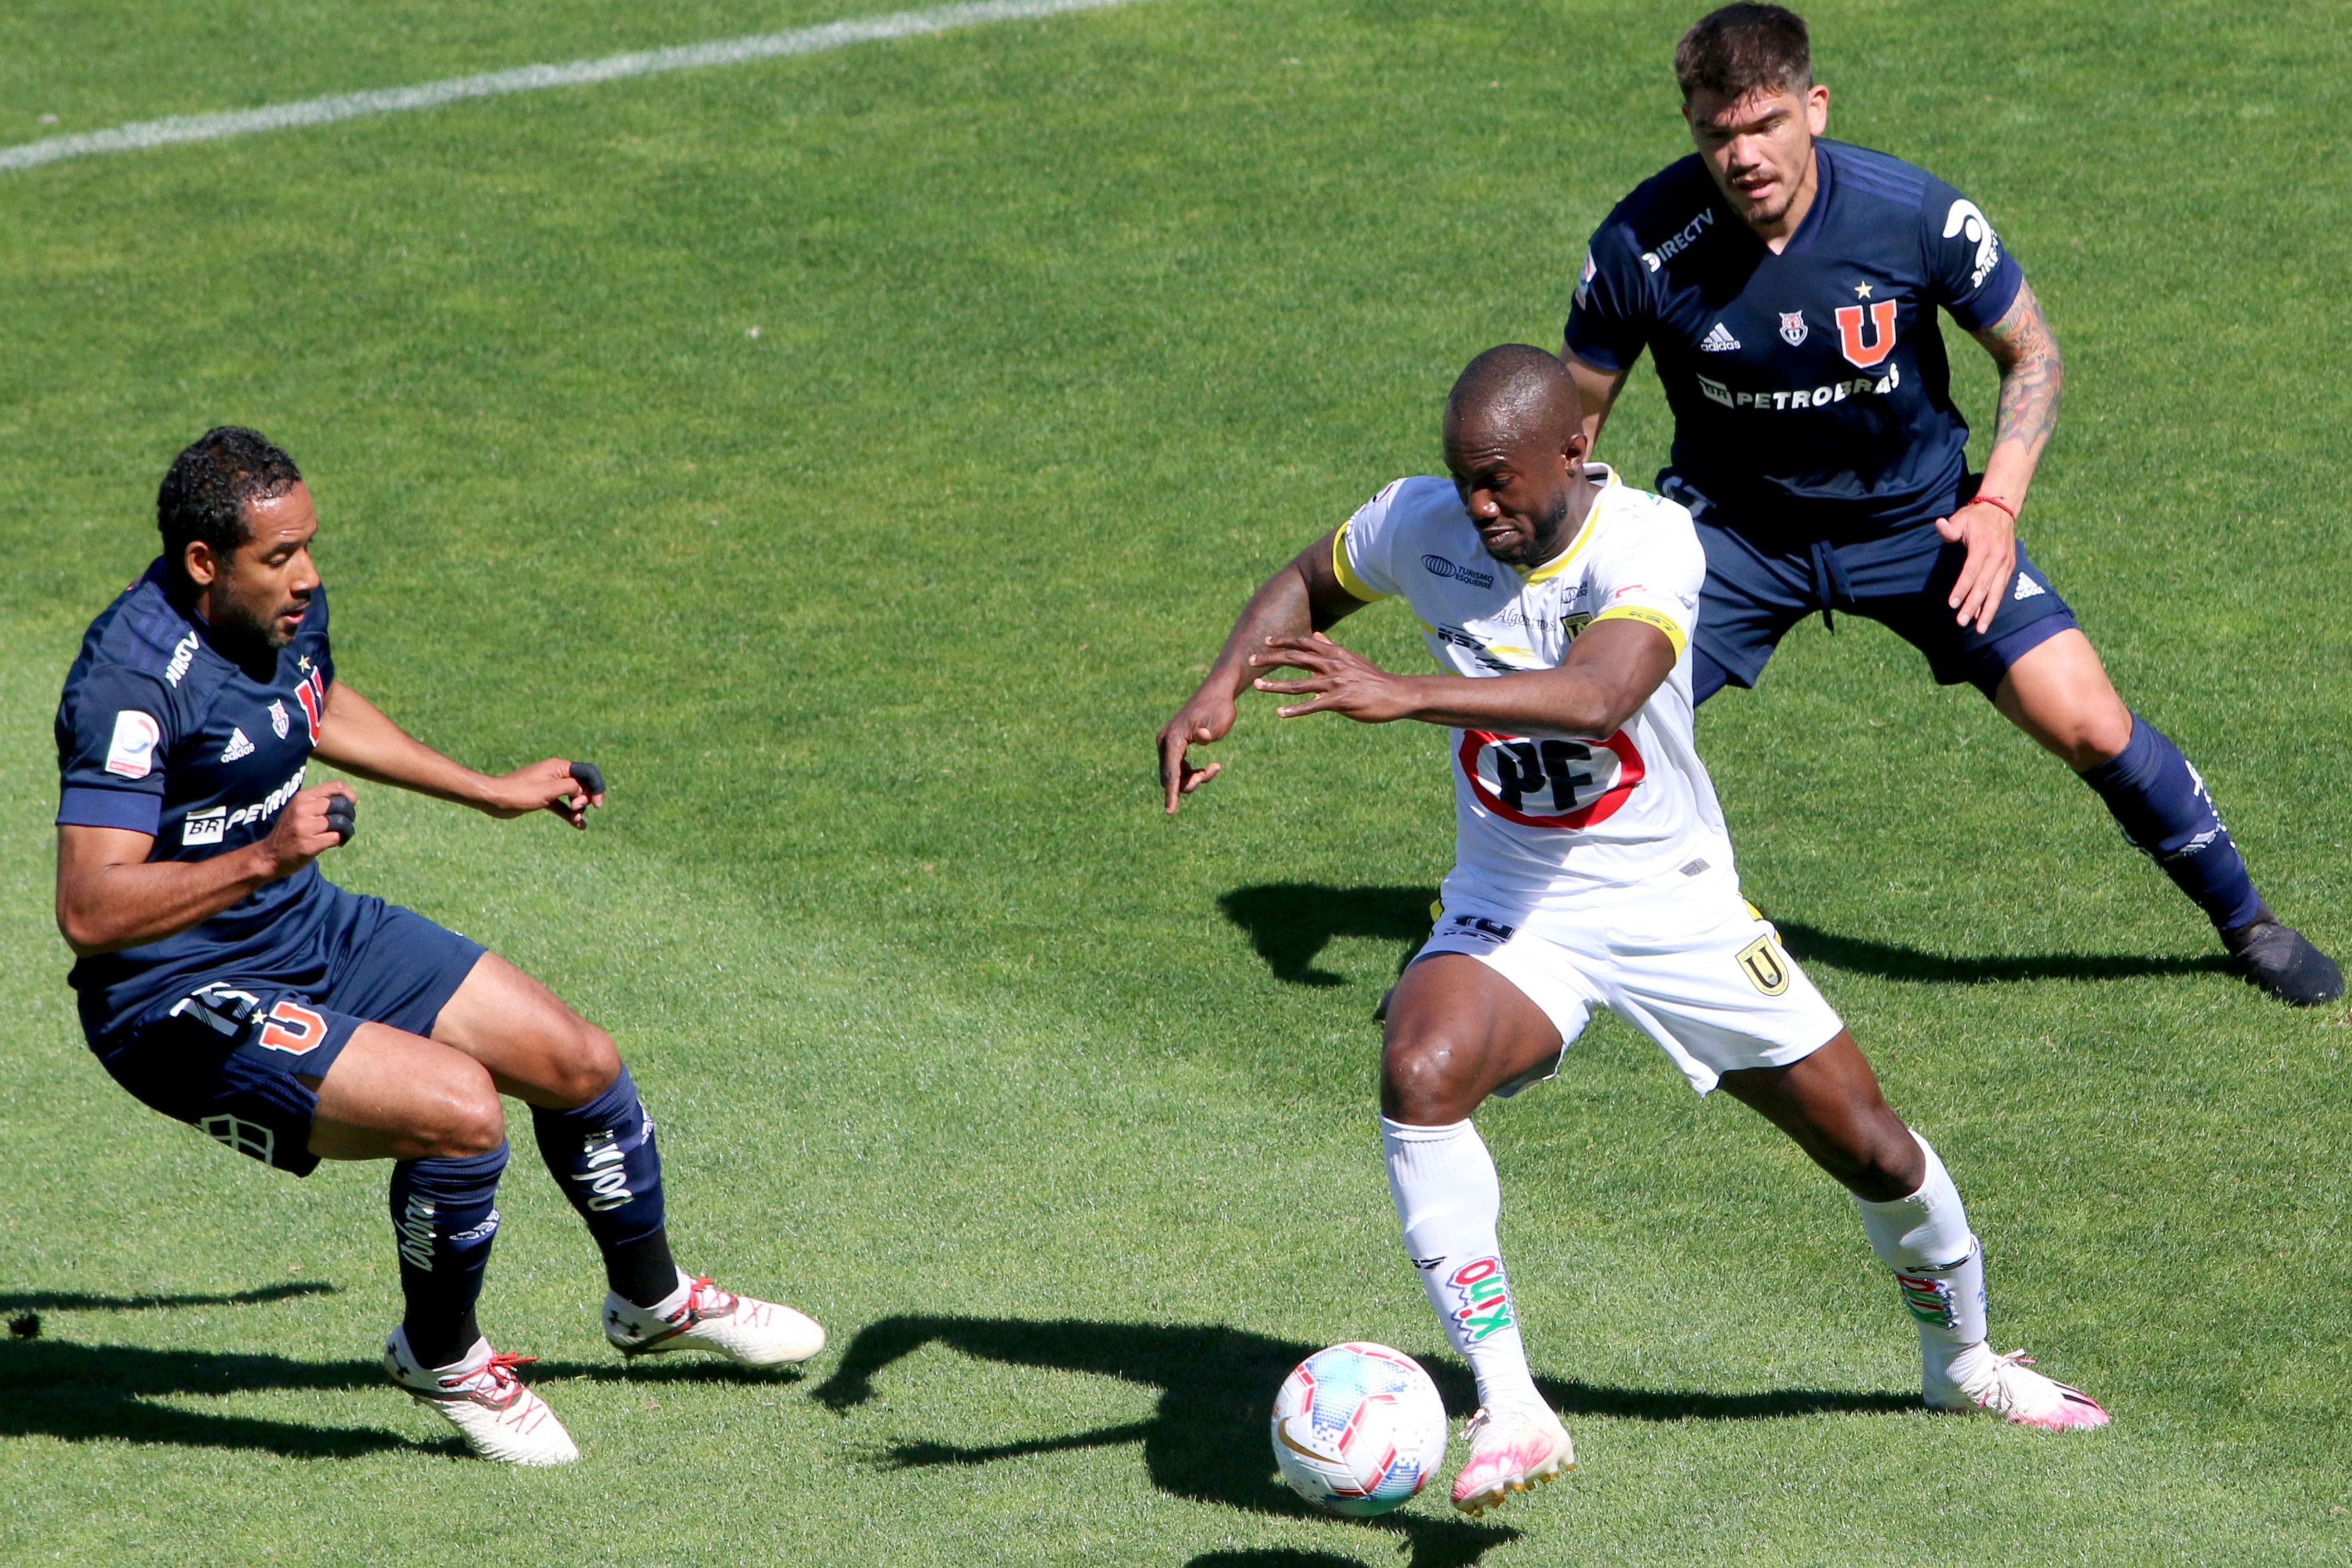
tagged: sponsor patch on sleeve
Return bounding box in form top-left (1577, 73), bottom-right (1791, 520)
top-left (103, 709), bottom-right (162, 779)
top-left (1590, 603), bottom-right (1688, 655)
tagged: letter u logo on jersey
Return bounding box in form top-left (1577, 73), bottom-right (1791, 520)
top-left (1835, 301), bottom-right (1899, 369)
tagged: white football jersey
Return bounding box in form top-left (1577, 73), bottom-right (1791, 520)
top-left (1335, 465), bottom-right (1739, 919)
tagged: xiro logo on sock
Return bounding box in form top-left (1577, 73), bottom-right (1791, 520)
top-left (1447, 1256), bottom-right (1514, 1343)
top-left (572, 1125), bottom-right (638, 1213)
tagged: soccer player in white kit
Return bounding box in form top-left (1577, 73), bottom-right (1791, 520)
top-left (1159, 345), bottom-right (2107, 1518)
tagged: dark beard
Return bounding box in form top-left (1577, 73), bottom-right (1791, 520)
top-left (1518, 488), bottom-right (1576, 563)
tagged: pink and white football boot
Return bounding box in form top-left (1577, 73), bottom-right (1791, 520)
top-left (384, 1327), bottom-right (579, 1465)
top-left (1450, 1402), bottom-right (1575, 1516)
top-left (1927, 1347), bottom-right (2110, 1430)
top-left (603, 1272), bottom-right (825, 1367)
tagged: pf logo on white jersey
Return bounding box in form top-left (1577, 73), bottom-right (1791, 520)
top-left (1458, 730), bottom-right (1645, 830)
top-left (1942, 199), bottom-right (2002, 289)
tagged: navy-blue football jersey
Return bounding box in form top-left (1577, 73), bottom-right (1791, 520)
top-left (55, 559), bottom-right (338, 1039)
top-left (1565, 139), bottom-right (2025, 534)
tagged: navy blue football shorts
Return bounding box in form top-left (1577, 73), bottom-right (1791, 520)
top-left (1671, 482), bottom-right (2078, 703)
top-left (92, 887), bottom-right (485, 1177)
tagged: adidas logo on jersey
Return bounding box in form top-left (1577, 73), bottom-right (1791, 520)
top-left (1698, 322), bottom-right (1741, 352)
top-left (221, 727), bottom-right (255, 762)
top-left (2013, 573), bottom-right (2046, 601)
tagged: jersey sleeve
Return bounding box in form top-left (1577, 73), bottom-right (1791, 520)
top-left (1562, 217), bottom-right (1653, 374)
top-left (55, 665), bottom-right (176, 835)
top-left (304, 583), bottom-right (335, 691)
top-left (1585, 501), bottom-right (1705, 658)
top-left (1919, 175), bottom-right (2024, 331)
top-left (1332, 479), bottom-right (1410, 603)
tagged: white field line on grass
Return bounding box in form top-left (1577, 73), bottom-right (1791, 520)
top-left (0, 0), bottom-right (1146, 173)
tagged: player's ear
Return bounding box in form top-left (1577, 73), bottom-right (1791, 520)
top-left (183, 540), bottom-right (220, 587)
top-left (1805, 83), bottom-right (1829, 135)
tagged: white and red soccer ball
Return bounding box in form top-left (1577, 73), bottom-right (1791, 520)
top-left (1269, 1342), bottom-right (1449, 1516)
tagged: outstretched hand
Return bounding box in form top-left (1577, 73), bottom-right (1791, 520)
top-left (484, 757), bottom-right (606, 829)
top-left (1248, 633), bottom-right (1417, 723)
top-left (1157, 687), bottom-right (1237, 815)
top-left (1934, 499), bottom-right (2018, 633)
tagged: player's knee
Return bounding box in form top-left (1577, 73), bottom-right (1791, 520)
top-left (1381, 1034), bottom-right (1480, 1124)
top-left (1841, 1115), bottom-right (1926, 1202)
top-left (421, 1068), bottom-right (506, 1159)
top-left (542, 1021), bottom-right (621, 1109)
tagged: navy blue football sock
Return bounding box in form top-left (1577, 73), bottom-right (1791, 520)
top-left (2078, 714), bottom-right (2265, 931)
top-left (389, 1142), bottom-right (508, 1369)
top-left (530, 1065), bottom-right (676, 1306)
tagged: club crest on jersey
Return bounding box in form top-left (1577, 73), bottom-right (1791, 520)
top-left (269, 699), bottom-right (290, 739)
top-left (291, 670), bottom-right (326, 742)
top-left (1459, 729), bottom-right (1646, 830)
top-left (1778, 311), bottom-right (1809, 347)
top-left (1834, 299), bottom-right (1899, 369)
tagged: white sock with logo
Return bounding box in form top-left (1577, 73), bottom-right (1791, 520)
top-left (1382, 1116), bottom-right (1545, 1413)
top-left (1851, 1130), bottom-right (1992, 1388)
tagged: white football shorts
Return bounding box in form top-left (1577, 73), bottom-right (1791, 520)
top-left (1413, 886), bottom-right (1843, 1096)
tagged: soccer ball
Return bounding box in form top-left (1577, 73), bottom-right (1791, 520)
top-left (1269, 1342), bottom-right (1450, 1516)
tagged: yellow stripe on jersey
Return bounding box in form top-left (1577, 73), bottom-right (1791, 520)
top-left (1331, 523), bottom-right (1388, 603)
top-left (1520, 467), bottom-right (1621, 584)
top-left (1591, 603), bottom-right (1689, 655)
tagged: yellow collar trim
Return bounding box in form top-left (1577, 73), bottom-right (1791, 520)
top-left (1520, 465), bottom-right (1619, 584)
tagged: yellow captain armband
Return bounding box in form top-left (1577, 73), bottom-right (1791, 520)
top-left (1331, 523), bottom-right (1388, 603)
top-left (1590, 603), bottom-right (1689, 655)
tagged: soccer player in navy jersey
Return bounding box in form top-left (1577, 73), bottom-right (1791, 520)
top-left (1561, 4), bottom-right (2338, 1004)
top-left (53, 428), bottom-right (823, 1464)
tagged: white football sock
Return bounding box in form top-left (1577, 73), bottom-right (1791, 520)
top-left (1852, 1130), bottom-right (1991, 1387)
top-left (1382, 1116), bottom-right (1545, 1413)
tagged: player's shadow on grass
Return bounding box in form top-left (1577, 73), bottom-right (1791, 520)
top-left (1772, 918), bottom-right (2232, 986)
top-left (815, 1316), bottom-right (1920, 1567)
top-left (1219, 884), bottom-right (1435, 987)
top-left (0, 1280), bottom-right (337, 1315)
top-left (0, 1337), bottom-right (801, 1459)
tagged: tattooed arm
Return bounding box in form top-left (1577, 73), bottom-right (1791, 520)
top-left (1937, 279), bottom-right (2065, 631)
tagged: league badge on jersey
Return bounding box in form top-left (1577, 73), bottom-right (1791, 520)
top-left (1778, 311), bottom-right (1809, 347)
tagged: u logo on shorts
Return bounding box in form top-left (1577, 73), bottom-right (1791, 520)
top-left (1736, 934), bottom-right (1791, 996)
top-left (255, 999), bottom-right (328, 1055)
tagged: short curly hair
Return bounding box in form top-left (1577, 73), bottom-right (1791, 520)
top-left (1675, 4), bottom-right (1812, 103)
top-left (157, 426), bottom-right (302, 576)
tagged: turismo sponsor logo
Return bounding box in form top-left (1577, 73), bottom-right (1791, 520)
top-left (1422, 553), bottom-right (1496, 590)
top-left (1695, 362), bottom-right (1902, 411)
top-left (1446, 1256), bottom-right (1514, 1343)
top-left (1640, 208), bottom-right (1715, 272)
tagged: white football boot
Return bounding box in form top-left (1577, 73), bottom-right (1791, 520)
top-left (1927, 1346), bottom-right (2110, 1431)
top-left (384, 1327), bottom-right (579, 1465)
top-left (603, 1272), bottom-right (825, 1366)
top-left (1450, 1402), bottom-right (1575, 1516)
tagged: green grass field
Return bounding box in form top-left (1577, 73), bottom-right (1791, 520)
top-left (3, 2), bottom-right (2348, 1562)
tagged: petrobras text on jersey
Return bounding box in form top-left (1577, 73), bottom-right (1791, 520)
top-left (183, 765), bottom-right (308, 846)
top-left (1695, 361), bottom-right (1901, 412)
top-left (1641, 208), bottom-right (1716, 273)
